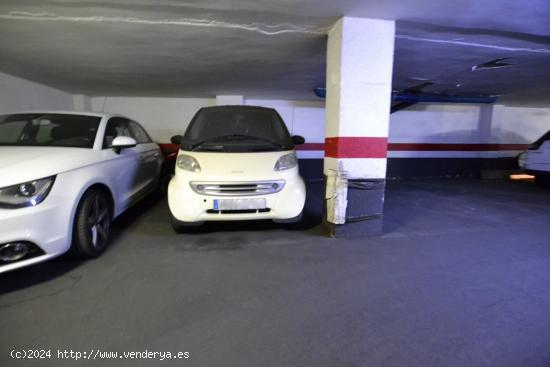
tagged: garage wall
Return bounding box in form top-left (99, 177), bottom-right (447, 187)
top-left (0, 68), bottom-right (547, 179)
top-left (88, 96), bottom-right (326, 145)
top-left (248, 101), bottom-right (549, 178)
top-left (87, 96), bottom-right (327, 178)
top-left (386, 104), bottom-right (550, 178)
top-left (89, 96), bottom-right (216, 141)
top-left (389, 104), bottom-right (549, 157)
top-left (0, 72), bottom-right (74, 113)
top-left (85, 95), bottom-right (550, 179)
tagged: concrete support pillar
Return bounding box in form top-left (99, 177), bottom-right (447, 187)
top-left (324, 17), bottom-right (395, 237)
top-left (216, 95), bottom-right (244, 105)
top-left (73, 94), bottom-right (92, 111)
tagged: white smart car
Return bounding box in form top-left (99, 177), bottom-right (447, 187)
top-left (168, 106), bottom-right (306, 231)
top-left (525, 130), bottom-right (550, 187)
top-left (0, 112), bottom-right (164, 273)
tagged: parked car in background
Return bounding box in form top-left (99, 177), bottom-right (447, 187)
top-left (525, 130), bottom-right (550, 187)
top-left (0, 112), bottom-right (164, 273)
top-left (168, 105), bottom-right (306, 232)
top-left (158, 142), bottom-right (178, 173)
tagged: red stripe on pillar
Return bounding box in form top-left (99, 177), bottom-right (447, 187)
top-left (324, 137), bottom-right (388, 158)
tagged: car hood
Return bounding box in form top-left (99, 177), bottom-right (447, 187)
top-left (179, 150), bottom-right (297, 181)
top-left (0, 146), bottom-right (101, 187)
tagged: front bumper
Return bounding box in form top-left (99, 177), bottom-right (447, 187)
top-left (0, 194), bottom-right (74, 273)
top-left (168, 175), bottom-right (306, 222)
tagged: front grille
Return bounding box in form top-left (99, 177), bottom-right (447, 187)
top-left (190, 180), bottom-right (285, 196)
top-left (206, 208), bottom-right (272, 214)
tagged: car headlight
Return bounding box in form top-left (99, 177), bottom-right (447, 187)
top-left (176, 154), bottom-right (201, 172)
top-left (0, 176), bottom-right (56, 209)
top-left (274, 152), bottom-right (298, 171)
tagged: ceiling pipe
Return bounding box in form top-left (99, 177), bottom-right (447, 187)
top-left (314, 87), bottom-right (498, 113)
top-left (392, 92), bottom-right (498, 104)
top-left (314, 87), bottom-right (497, 104)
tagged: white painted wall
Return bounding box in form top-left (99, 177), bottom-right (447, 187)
top-left (0, 72), bottom-right (74, 113)
top-left (85, 95), bottom-right (550, 160)
top-left (73, 94), bottom-right (92, 111)
top-left (491, 105), bottom-right (550, 143)
top-left (1, 69), bottom-right (544, 161)
top-left (88, 96), bottom-right (326, 145)
top-left (90, 96), bottom-right (216, 141)
top-left (389, 104), bottom-right (550, 145)
top-left (389, 103), bottom-right (550, 158)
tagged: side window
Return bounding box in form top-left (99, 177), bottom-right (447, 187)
top-left (103, 118), bottom-right (132, 148)
top-left (531, 130), bottom-right (550, 150)
top-left (128, 121), bottom-right (152, 144)
top-left (0, 120), bottom-right (27, 143)
top-left (35, 121), bottom-right (56, 144)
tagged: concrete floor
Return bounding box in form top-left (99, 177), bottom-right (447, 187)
top-left (1, 179), bottom-right (550, 367)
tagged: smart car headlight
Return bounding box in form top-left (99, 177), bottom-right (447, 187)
top-left (0, 176), bottom-right (56, 209)
top-left (176, 154), bottom-right (201, 172)
top-left (274, 152), bottom-right (298, 171)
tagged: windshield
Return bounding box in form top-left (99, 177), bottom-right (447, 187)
top-left (529, 130), bottom-right (550, 150)
top-left (181, 106), bottom-right (293, 152)
top-left (0, 113), bottom-right (101, 148)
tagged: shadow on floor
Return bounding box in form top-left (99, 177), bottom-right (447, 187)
top-left (0, 191), bottom-right (163, 294)
top-left (0, 181), bottom-right (325, 292)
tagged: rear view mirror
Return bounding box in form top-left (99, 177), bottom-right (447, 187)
top-left (112, 136), bottom-right (137, 154)
top-left (292, 135), bottom-right (305, 145)
top-left (171, 135), bottom-right (183, 145)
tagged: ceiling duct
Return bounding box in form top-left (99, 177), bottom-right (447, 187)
top-left (472, 58), bottom-right (513, 71)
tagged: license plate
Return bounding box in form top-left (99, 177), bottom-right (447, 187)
top-left (213, 198), bottom-right (266, 210)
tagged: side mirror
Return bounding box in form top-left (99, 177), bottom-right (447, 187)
top-left (292, 135), bottom-right (305, 145)
top-left (171, 135), bottom-right (183, 145)
top-left (112, 136), bottom-right (137, 154)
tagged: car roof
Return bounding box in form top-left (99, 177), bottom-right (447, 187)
top-left (200, 105), bottom-right (276, 112)
top-left (0, 110), bottom-right (127, 119)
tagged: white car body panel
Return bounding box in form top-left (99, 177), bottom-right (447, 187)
top-left (168, 150), bottom-right (306, 222)
top-left (0, 111), bottom-right (164, 273)
top-left (525, 140), bottom-right (550, 173)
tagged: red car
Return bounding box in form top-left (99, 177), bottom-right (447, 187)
top-left (158, 142), bottom-right (179, 172)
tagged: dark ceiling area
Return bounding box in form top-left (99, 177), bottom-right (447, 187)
top-left (0, 0), bottom-right (549, 105)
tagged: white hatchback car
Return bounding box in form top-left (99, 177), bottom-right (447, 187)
top-left (525, 130), bottom-right (550, 187)
top-left (0, 112), bottom-right (164, 273)
top-left (168, 106), bottom-right (306, 231)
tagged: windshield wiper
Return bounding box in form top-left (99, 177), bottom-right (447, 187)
top-left (189, 135), bottom-right (233, 150)
top-left (240, 135), bottom-right (286, 149)
top-left (190, 134), bottom-right (285, 150)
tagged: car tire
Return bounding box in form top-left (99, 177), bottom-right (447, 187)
top-left (157, 164), bottom-right (171, 197)
top-left (72, 188), bottom-right (112, 257)
top-left (171, 214), bottom-right (204, 233)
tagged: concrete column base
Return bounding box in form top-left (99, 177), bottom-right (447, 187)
top-left (323, 177), bottom-right (385, 237)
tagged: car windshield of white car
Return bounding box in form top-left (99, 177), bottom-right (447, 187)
top-left (180, 106), bottom-right (293, 152)
top-left (0, 113), bottom-right (101, 148)
top-left (529, 130), bottom-right (550, 150)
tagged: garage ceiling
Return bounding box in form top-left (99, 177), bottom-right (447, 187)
top-left (1, 0), bottom-right (549, 105)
